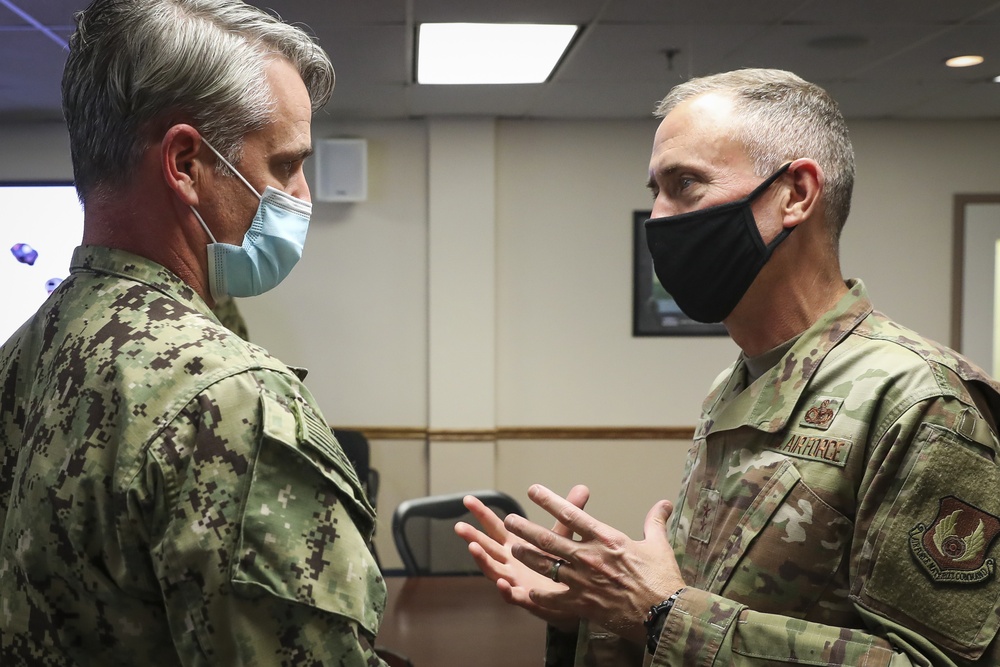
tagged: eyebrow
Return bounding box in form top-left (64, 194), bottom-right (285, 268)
top-left (276, 145), bottom-right (314, 163)
top-left (646, 165), bottom-right (680, 190)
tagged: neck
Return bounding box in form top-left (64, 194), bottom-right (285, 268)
top-left (81, 180), bottom-right (214, 307)
top-left (724, 246), bottom-right (848, 357)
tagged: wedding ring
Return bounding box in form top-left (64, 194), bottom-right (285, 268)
top-left (550, 559), bottom-right (565, 583)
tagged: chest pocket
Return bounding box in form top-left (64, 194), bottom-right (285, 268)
top-left (707, 459), bottom-right (853, 621)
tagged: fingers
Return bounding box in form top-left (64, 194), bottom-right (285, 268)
top-left (553, 485), bottom-right (590, 538)
top-left (465, 540), bottom-right (512, 583)
top-left (496, 578), bottom-right (540, 611)
top-left (505, 512), bottom-right (579, 562)
top-left (499, 578), bottom-right (582, 632)
top-left (462, 494), bottom-right (509, 542)
top-left (509, 541), bottom-right (565, 583)
top-left (455, 520), bottom-right (498, 554)
top-left (526, 484), bottom-right (607, 542)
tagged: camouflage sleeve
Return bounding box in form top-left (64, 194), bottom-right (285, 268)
top-left (141, 371), bottom-right (387, 666)
top-left (651, 393), bottom-right (1000, 667)
top-left (210, 295), bottom-right (251, 341)
top-left (546, 622), bottom-right (643, 667)
top-left (652, 588), bottom-right (898, 666)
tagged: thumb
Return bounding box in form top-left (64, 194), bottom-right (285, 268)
top-left (642, 500), bottom-right (674, 544)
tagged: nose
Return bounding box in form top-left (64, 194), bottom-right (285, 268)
top-left (291, 171), bottom-right (311, 203)
top-left (650, 194), bottom-right (676, 219)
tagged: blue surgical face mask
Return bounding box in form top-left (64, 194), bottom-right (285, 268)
top-left (190, 137), bottom-right (312, 300)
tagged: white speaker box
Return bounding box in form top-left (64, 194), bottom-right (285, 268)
top-left (315, 138), bottom-right (367, 202)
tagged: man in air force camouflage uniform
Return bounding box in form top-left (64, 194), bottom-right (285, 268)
top-left (0, 1), bottom-right (387, 665)
top-left (456, 69), bottom-right (1000, 666)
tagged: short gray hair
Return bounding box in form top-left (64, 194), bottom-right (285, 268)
top-left (62, 0), bottom-right (335, 203)
top-left (655, 69), bottom-right (855, 245)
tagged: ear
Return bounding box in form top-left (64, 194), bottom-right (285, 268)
top-left (161, 124), bottom-right (209, 207)
top-left (780, 158), bottom-right (823, 228)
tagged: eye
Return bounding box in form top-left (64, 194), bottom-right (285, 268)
top-left (277, 159), bottom-right (305, 182)
top-left (668, 173), bottom-right (703, 201)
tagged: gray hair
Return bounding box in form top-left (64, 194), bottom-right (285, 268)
top-left (62, 0), bottom-right (335, 203)
top-left (655, 69), bottom-right (855, 245)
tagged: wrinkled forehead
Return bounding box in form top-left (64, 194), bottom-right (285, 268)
top-left (650, 93), bottom-right (750, 169)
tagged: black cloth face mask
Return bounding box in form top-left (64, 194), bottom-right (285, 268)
top-left (644, 162), bottom-right (792, 324)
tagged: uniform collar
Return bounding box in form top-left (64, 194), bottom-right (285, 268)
top-left (70, 245), bottom-right (216, 321)
top-left (702, 279), bottom-right (873, 435)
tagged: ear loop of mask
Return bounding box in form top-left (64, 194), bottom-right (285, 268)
top-left (190, 207), bottom-right (218, 244)
top-left (188, 135), bottom-right (263, 245)
top-left (199, 136), bottom-right (264, 201)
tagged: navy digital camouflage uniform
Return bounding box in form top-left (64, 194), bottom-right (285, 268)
top-left (0, 245), bottom-right (386, 666)
top-left (211, 295), bottom-right (251, 341)
top-left (549, 280), bottom-right (1000, 666)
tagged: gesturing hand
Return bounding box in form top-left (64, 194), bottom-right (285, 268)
top-left (504, 484), bottom-right (685, 643)
top-left (454, 485), bottom-right (590, 632)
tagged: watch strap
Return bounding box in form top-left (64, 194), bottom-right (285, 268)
top-left (643, 588), bottom-right (684, 654)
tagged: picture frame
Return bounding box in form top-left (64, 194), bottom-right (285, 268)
top-left (951, 194), bottom-right (1000, 375)
top-left (632, 210), bottom-right (728, 337)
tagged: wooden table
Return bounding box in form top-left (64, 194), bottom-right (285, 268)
top-left (376, 576), bottom-right (547, 666)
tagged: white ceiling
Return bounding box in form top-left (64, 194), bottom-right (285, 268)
top-left (2, 0), bottom-right (1000, 123)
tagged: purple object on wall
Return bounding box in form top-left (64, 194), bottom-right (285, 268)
top-left (11, 243), bottom-right (38, 266)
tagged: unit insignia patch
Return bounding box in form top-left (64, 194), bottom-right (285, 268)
top-left (909, 496), bottom-right (1000, 584)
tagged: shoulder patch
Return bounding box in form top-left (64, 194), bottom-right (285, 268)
top-left (909, 496), bottom-right (1000, 584)
top-left (800, 397), bottom-right (843, 430)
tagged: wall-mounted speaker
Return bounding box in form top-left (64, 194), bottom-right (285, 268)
top-left (315, 138), bottom-right (367, 202)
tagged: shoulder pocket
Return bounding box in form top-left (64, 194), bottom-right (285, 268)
top-left (862, 422), bottom-right (1000, 661)
top-left (293, 401), bottom-right (376, 528)
top-left (231, 391), bottom-right (384, 636)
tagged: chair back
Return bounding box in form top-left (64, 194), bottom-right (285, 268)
top-left (391, 490), bottom-right (524, 576)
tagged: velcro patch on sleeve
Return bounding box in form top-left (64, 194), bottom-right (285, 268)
top-left (862, 423), bottom-right (1000, 661)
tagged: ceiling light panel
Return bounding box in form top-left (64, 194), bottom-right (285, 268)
top-left (417, 23), bottom-right (578, 84)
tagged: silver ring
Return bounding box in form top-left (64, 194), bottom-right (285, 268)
top-left (550, 559), bottom-right (565, 583)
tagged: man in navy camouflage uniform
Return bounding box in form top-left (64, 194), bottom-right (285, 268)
top-left (0, 1), bottom-right (387, 664)
top-left (457, 69), bottom-right (1000, 666)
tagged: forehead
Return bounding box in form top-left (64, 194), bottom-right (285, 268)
top-left (247, 57), bottom-right (313, 155)
top-left (650, 92), bottom-right (751, 172)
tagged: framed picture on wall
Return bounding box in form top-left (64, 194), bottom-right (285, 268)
top-left (632, 210), bottom-right (728, 337)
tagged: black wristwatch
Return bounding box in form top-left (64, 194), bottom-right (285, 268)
top-left (643, 588), bottom-right (683, 654)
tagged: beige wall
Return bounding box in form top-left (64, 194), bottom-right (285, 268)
top-left (845, 121), bottom-right (1000, 346)
top-left (4, 116), bottom-right (999, 569)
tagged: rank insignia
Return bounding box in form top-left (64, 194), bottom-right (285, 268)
top-left (909, 496), bottom-right (1000, 584)
top-left (800, 397), bottom-right (842, 430)
top-left (690, 487), bottom-right (720, 544)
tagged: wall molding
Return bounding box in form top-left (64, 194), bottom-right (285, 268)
top-left (339, 426), bottom-right (696, 441)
